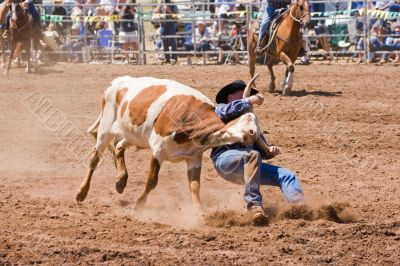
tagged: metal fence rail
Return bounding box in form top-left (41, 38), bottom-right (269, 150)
top-left (2, 0), bottom-right (399, 65)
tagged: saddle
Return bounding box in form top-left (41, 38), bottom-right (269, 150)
top-left (254, 8), bottom-right (288, 43)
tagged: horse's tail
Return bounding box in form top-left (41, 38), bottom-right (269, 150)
top-left (247, 29), bottom-right (258, 77)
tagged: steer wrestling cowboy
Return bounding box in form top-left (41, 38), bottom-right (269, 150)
top-left (211, 80), bottom-right (305, 225)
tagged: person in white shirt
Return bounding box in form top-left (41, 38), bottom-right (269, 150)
top-left (183, 21), bottom-right (212, 64)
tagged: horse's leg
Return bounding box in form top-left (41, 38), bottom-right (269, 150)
top-left (25, 40), bottom-right (32, 73)
top-left (279, 52), bottom-right (295, 96)
top-left (280, 68), bottom-right (288, 93)
top-left (267, 61), bottom-right (276, 92)
top-left (0, 34), bottom-right (5, 68)
top-left (14, 42), bottom-right (23, 68)
top-left (5, 36), bottom-right (15, 74)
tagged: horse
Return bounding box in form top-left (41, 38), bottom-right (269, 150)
top-left (247, 0), bottom-right (311, 96)
top-left (5, 0), bottom-right (40, 74)
top-left (0, 28), bottom-right (6, 68)
top-left (0, 0), bottom-right (10, 68)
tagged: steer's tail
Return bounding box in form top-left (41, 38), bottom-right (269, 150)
top-left (87, 113), bottom-right (102, 140)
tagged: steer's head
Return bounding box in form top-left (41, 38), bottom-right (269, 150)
top-left (208, 74), bottom-right (271, 151)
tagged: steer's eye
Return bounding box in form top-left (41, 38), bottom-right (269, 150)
top-left (249, 129), bottom-right (254, 135)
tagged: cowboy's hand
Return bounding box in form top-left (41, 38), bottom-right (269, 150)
top-left (268, 146), bottom-right (281, 156)
top-left (248, 94), bottom-right (264, 106)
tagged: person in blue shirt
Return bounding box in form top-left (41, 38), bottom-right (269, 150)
top-left (256, 0), bottom-right (292, 54)
top-left (211, 80), bottom-right (305, 225)
top-left (154, 0), bottom-right (178, 64)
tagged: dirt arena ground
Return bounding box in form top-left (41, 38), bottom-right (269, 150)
top-left (0, 63), bottom-right (399, 265)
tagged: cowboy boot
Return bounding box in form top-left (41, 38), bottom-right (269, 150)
top-left (255, 33), bottom-right (269, 55)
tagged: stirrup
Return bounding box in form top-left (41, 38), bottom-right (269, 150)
top-left (256, 44), bottom-right (269, 55)
top-left (2, 30), bottom-right (8, 39)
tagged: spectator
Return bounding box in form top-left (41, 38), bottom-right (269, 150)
top-left (183, 21), bottom-right (212, 65)
top-left (154, 0), bottom-right (178, 64)
top-left (214, 0), bottom-right (235, 36)
top-left (119, 3), bottom-right (139, 64)
top-left (43, 23), bottom-right (62, 51)
top-left (71, 0), bottom-right (86, 27)
top-left (97, 0), bottom-right (116, 15)
top-left (389, 0), bottom-right (400, 12)
top-left (217, 23), bottom-right (243, 64)
top-left (382, 24), bottom-right (400, 64)
top-left (356, 24), bottom-right (400, 63)
top-left (86, 0), bottom-right (98, 17)
top-left (52, 4), bottom-right (68, 33)
top-left (60, 24), bottom-right (84, 63)
top-left (40, 23), bottom-right (62, 63)
top-left (375, 1), bottom-right (394, 11)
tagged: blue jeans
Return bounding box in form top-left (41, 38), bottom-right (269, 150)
top-left (371, 36), bottom-right (400, 51)
top-left (160, 25), bottom-right (177, 62)
top-left (184, 41), bottom-right (211, 53)
top-left (258, 6), bottom-right (276, 46)
top-left (389, 4), bottom-right (400, 12)
top-left (212, 148), bottom-right (304, 209)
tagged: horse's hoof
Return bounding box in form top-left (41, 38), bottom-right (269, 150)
top-left (282, 87), bottom-right (291, 96)
top-left (134, 198), bottom-right (146, 211)
top-left (269, 84), bottom-right (276, 93)
top-left (115, 173), bottom-right (128, 194)
top-left (76, 190), bottom-right (88, 202)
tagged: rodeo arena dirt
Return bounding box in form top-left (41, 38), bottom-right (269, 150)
top-left (1, 0), bottom-right (400, 265)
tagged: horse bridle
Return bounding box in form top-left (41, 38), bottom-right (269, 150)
top-left (289, 3), bottom-right (310, 25)
top-left (10, 1), bottom-right (33, 31)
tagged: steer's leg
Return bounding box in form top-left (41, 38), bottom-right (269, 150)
top-left (279, 52), bottom-right (295, 96)
top-left (186, 157), bottom-right (202, 212)
top-left (76, 132), bottom-right (113, 202)
top-left (77, 102), bottom-right (116, 202)
top-left (114, 138), bottom-right (132, 194)
top-left (135, 157), bottom-right (161, 210)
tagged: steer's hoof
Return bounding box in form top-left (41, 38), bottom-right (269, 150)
top-left (115, 174), bottom-right (128, 194)
top-left (76, 190), bottom-right (88, 202)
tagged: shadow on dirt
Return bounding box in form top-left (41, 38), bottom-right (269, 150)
top-left (35, 67), bottom-right (64, 75)
top-left (273, 89), bottom-right (343, 97)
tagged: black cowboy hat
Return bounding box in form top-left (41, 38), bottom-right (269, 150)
top-left (216, 80), bottom-right (259, 104)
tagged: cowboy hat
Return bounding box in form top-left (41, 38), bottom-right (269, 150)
top-left (216, 80), bottom-right (259, 104)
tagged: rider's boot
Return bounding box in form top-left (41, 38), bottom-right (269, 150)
top-left (255, 33), bottom-right (269, 55)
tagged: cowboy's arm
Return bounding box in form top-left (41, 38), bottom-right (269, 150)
top-left (215, 95), bottom-right (264, 120)
top-left (255, 133), bottom-right (281, 159)
top-left (215, 99), bottom-right (251, 121)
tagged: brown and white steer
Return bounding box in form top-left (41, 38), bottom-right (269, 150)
top-left (76, 74), bottom-right (270, 213)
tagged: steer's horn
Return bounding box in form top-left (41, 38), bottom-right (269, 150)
top-left (243, 73), bottom-right (260, 98)
top-left (255, 136), bottom-right (273, 156)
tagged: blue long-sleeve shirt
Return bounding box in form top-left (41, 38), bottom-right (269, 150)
top-left (211, 99), bottom-right (270, 160)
